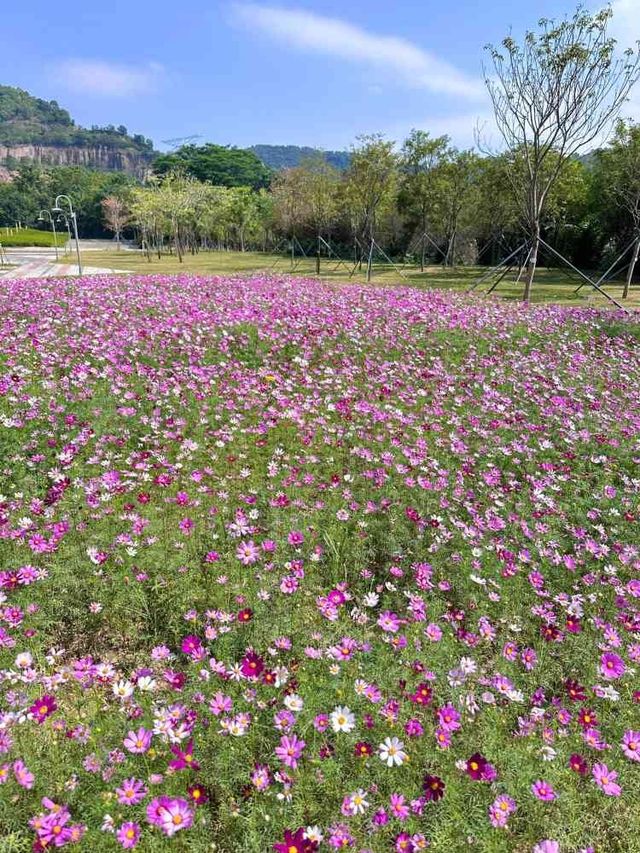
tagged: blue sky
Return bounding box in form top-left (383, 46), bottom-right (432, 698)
top-left (1, 0), bottom-right (638, 150)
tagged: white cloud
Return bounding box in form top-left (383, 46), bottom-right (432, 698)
top-left (54, 60), bottom-right (163, 97)
top-left (231, 4), bottom-right (485, 100)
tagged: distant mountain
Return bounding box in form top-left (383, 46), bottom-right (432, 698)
top-left (250, 144), bottom-right (351, 171)
top-left (0, 86), bottom-right (155, 177)
top-left (0, 86), bottom-right (352, 179)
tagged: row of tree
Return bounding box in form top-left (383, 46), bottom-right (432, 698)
top-left (97, 119), bottom-right (638, 289)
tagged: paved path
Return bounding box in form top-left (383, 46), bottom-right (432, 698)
top-left (0, 247), bottom-right (130, 280)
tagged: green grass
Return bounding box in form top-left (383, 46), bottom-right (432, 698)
top-left (65, 248), bottom-right (640, 308)
top-left (0, 226), bottom-right (66, 247)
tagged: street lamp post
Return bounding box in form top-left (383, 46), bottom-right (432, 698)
top-left (37, 209), bottom-right (59, 261)
top-left (52, 195), bottom-right (83, 274)
top-left (56, 214), bottom-right (72, 255)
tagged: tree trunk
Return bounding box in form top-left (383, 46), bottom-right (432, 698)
top-left (623, 237), bottom-right (640, 299)
top-left (420, 233), bottom-right (426, 272)
top-left (445, 229), bottom-right (457, 267)
top-left (524, 229), bottom-right (540, 302)
top-left (366, 238), bottom-right (374, 282)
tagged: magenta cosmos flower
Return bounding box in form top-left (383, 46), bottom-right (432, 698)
top-left (240, 650), bottom-right (264, 679)
top-left (423, 775), bottom-right (445, 801)
top-left (466, 752), bottom-right (497, 782)
top-left (273, 828), bottom-right (318, 852)
top-left (169, 739), bottom-right (200, 771)
top-left (599, 652), bottom-right (625, 680)
top-left (28, 695), bottom-right (57, 724)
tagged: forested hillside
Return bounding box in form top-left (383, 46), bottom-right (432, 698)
top-left (250, 143), bottom-right (350, 170)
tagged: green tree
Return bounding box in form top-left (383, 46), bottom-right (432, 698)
top-left (398, 130), bottom-right (450, 269)
top-left (152, 144), bottom-right (272, 190)
top-left (592, 120), bottom-right (640, 297)
top-left (344, 134), bottom-right (398, 275)
top-left (430, 149), bottom-right (482, 266)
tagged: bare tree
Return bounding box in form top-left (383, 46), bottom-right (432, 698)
top-left (101, 196), bottom-right (131, 249)
top-left (485, 6), bottom-right (640, 299)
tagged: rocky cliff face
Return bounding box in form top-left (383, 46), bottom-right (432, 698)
top-left (0, 144), bottom-right (153, 178)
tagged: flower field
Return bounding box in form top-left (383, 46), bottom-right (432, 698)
top-left (0, 274), bottom-right (639, 853)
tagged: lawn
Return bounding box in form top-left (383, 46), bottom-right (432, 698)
top-left (64, 248), bottom-right (640, 308)
top-left (0, 273), bottom-right (639, 853)
top-left (0, 226), bottom-right (67, 248)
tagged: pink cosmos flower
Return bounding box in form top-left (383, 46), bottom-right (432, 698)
top-left (389, 793), bottom-right (410, 820)
top-left (123, 727), bottom-right (152, 754)
top-left (116, 821), bottom-right (141, 848)
top-left (531, 780), bottom-right (556, 801)
top-left (437, 704), bottom-right (461, 731)
top-left (147, 796), bottom-right (193, 836)
top-left (275, 734), bottom-right (305, 769)
top-left (251, 764), bottom-right (271, 791)
top-left (621, 730), bottom-right (640, 762)
top-left (532, 842), bottom-right (560, 853)
top-left (236, 540), bottom-right (259, 565)
top-left (599, 652), bottom-right (625, 680)
top-left (116, 778), bottom-right (148, 806)
top-left (377, 611), bottom-right (401, 632)
top-left (13, 759), bottom-right (34, 789)
top-left (592, 763), bottom-right (621, 796)
top-left (435, 727), bottom-right (452, 749)
top-left (181, 635), bottom-right (205, 659)
top-left (488, 794), bottom-right (516, 828)
top-left (37, 809), bottom-right (72, 846)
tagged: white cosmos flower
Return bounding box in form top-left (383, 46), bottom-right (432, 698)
top-left (284, 694), bottom-right (303, 712)
top-left (305, 827), bottom-right (323, 843)
top-left (112, 680), bottom-right (134, 700)
top-left (378, 736), bottom-right (407, 767)
top-left (348, 789), bottom-right (369, 813)
top-left (330, 706), bottom-right (355, 733)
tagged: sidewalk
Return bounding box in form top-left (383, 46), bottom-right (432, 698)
top-left (0, 247), bottom-right (130, 280)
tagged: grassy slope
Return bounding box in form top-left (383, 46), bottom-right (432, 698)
top-left (1, 227), bottom-right (67, 247)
